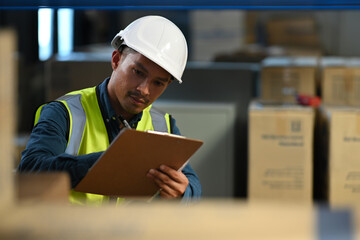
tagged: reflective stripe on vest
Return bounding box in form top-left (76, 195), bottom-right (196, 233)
top-left (150, 107), bottom-right (170, 132)
top-left (137, 106), bottom-right (170, 133)
top-left (57, 94), bottom-right (86, 155)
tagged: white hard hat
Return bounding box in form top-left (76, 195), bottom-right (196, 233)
top-left (111, 15), bottom-right (188, 83)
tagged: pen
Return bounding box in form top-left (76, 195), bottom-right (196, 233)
top-left (118, 114), bottom-right (132, 129)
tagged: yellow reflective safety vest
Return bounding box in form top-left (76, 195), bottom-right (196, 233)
top-left (35, 86), bottom-right (171, 205)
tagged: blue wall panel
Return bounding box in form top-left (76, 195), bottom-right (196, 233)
top-left (2, 0), bottom-right (360, 10)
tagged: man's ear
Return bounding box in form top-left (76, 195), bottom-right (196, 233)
top-left (111, 50), bottom-right (121, 70)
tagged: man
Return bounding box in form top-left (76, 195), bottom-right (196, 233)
top-left (18, 15), bottom-right (201, 204)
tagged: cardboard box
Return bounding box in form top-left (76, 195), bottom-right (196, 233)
top-left (248, 100), bottom-right (315, 202)
top-left (266, 17), bottom-right (320, 47)
top-left (17, 172), bottom-right (70, 202)
top-left (321, 57), bottom-right (360, 106)
top-left (320, 105), bottom-right (360, 207)
top-left (0, 28), bottom-right (17, 207)
top-left (1, 201), bottom-right (355, 240)
top-left (260, 57), bottom-right (318, 103)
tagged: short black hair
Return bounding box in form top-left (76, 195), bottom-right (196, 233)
top-left (119, 45), bottom-right (136, 55)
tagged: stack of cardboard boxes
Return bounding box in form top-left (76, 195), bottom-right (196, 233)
top-left (248, 56), bottom-right (317, 203)
top-left (249, 55), bottom-right (360, 206)
top-left (314, 58), bottom-right (360, 206)
top-left (319, 57), bottom-right (360, 206)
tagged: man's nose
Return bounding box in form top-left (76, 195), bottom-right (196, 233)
top-left (136, 79), bottom-right (150, 96)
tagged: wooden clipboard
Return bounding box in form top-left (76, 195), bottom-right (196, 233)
top-left (74, 129), bottom-right (203, 197)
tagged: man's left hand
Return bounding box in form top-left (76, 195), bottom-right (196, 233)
top-left (146, 164), bottom-right (189, 199)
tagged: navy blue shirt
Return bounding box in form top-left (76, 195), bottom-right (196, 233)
top-left (18, 78), bottom-right (201, 200)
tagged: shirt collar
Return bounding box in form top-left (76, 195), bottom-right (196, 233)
top-left (98, 77), bottom-right (143, 127)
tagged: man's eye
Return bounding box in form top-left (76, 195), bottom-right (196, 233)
top-left (155, 81), bottom-right (165, 87)
top-left (133, 68), bottom-right (144, 77)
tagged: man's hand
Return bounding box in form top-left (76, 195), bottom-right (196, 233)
top-left (146, 164), bottom-right (189, 199)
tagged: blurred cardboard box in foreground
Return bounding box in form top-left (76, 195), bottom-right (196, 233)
top-left (17, 172), bottom-right (70, 203)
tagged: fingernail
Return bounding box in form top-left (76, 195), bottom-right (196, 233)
top-left (160, 165), bottom-right (165, 170)
top-left (149, 169), bottom-right (155, 174)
